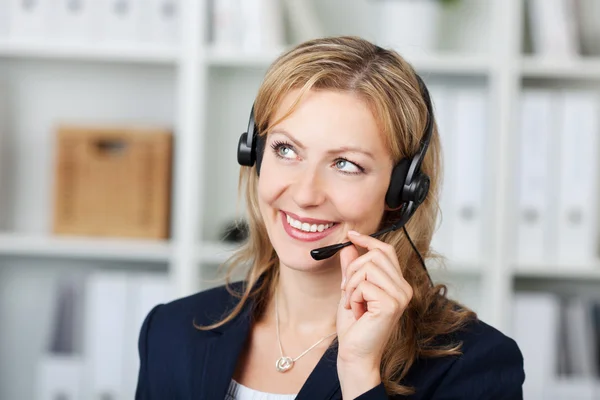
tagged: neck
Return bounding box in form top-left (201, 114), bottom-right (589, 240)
top-left (269, 259), bottom-right (341, 336)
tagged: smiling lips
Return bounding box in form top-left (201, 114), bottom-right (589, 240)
top-left (281, 211), bottom-right (339, 242)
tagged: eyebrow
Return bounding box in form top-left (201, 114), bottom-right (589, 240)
top-left (270, 129), bottom-right (375, 160)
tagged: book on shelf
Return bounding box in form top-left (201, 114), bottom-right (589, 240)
top-left (281, 0), bottom-right (324, 44)
top-left (526, 0), bottom-right (580, 57)
top-left (513, 292), bottom-right (600, 400)
top-left (37, 275), bottom-right (86, 400)
top-left (4, 0), bottom-right (180, 47)
top-left (36, 271), bottom-right (173, 400)
top-left (514, 89), bottom-right (600, 268)
top-left (427, 84), bottom-right (488, 264)
top-left (576, 0), bottom-right (600, 56)
top-left (527, 0), bottom-right (600, 58)
top-left (211, 0), bottom-right (285, 53)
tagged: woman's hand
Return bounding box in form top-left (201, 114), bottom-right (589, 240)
top-left (336, 230), bottom-right (413, 397)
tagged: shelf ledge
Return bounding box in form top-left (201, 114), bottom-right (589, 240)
top-left (0, 233), bottom-right (172, 262)
top-left (514, 260), bottom-right (600, 280)
top-left (521, 56), bottom-right (600, 79)
top-left (0, 39), bottom-right (178, 64)
top-left (206, 45), bottom-right (491, 76)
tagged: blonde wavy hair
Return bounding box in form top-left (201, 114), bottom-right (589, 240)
top-left (197, 36), bottom-right (477, 396)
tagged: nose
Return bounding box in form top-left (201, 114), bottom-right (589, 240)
top-left (291, 165), bottom-right (327, 208)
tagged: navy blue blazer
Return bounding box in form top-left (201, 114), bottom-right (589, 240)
top-left (135, 281), bottom-right (525, 399)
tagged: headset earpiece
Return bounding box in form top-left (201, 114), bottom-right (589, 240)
top-left (384, 75), bottom-right (434, 213)
top-left (255, 134), bottom-right (266, 176)
top-left (237, 106), bottom-right (265, 175)
top-left (385, 159), bottom-right (411, 209)
top-left (237, 131), bottom-right (253, 166)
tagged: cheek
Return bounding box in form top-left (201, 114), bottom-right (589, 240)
top-left (332, 182), bottom-right (388, 220)
top-left (257, 165), bottom-right (286, 205)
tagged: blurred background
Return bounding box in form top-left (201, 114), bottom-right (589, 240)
top-left (0, 0), bottom-right (599, 399)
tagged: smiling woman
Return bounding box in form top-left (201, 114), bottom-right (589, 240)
top-left (135, 36), bottom-right (525, 400)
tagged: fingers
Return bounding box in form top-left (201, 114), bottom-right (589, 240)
top-left (341, 230), bottom-right (414, 319)
top-left (344, 261), bottom-right (413, 315)
top-left (339, 242), bottom-right (360, 286)
top-left (342, 247), bottom-right (404, 291)
top-left (343, 260), bottom-right (399, 309)
top-left (347, 230), bottom-right (399, 266)
top-left (348, 280), bottom-right (410, 321)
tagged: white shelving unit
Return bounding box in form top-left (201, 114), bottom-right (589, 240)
top-left (521, 56), bottom-right (600, 80)
top-left (0, 0), bottom-right (599, 398)
top-left (0, 38), bottom-right (178, 64)
top-left (0, 233), bottom-right (172, 262)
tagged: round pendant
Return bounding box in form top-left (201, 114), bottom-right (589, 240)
top-left (275, 356), bottom-right (294, 372)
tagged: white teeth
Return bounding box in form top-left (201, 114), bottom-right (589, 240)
top-left (285, 213), bottom-right (335, 233)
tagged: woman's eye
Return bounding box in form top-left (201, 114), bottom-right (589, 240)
top-left (272, 143), bottom-right (297, 159)
top-left (335, 159), bottom-right (363, 175)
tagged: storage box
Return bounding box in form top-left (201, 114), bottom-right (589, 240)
top-left (52, 125), bottom-right (172, 239)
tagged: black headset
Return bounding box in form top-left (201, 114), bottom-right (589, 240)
top-left (237, 74), bottom-right (434, 284)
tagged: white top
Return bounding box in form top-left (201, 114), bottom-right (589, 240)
top-left (225, 379), bottom-right (298, 400)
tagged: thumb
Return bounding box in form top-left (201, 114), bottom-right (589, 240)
top-left (339, 243), bottom-right (359, 286)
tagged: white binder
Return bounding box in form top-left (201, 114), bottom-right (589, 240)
top-left (526, 0), bottom-right (579, 57)
top-left (37, 355), bottom-right (84, 400)
top-left (555, 90), bottom-right (600, 264)
top-left (93, 0), bottom-right (142, 45)
top-left (512, 292), bottom-right (561, 400)
top-left (281, 0), bottom-right (324, 43)
top-left (8, 0), bottom-right (51, 40)
top-left (450, 87), bottom-right (488, 262)
top-left (0, 0), bottom-right (9, 37)
top-left (83, 272), bottom-right (130, 400)
top-left (211, 0), bottom-right (241, 50)
top-left (563, 297), bottom-right (598, 378)
top-left (545, 377), bottom-right (596, 400)
top-left (515, 90), bottom-right (557, 265)
top-left (139, 0), bottom-right (179, 45)
top-left (428, 84), bottom-right (455, 258)
top-left (122, 274), bottom-right (171, 400)
top-left (52, 0), bottom-right (93, 43)
top-left (239, 0), bottom-right (285, 52)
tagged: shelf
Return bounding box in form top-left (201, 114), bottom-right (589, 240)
top-left (206, 45), bottom-right (491, 75)
top-left (198, 240), bottom-right (243, 264)
top-left (513, 260), bottom-right (600, 280)
top-left (206, 45), bottom-right (286, 67)
top-left (0, 39), bottom-right (178, 64)
top-left (521, 56), bottom-right (600, 79)
top-left (427, 258), bottom-right (483, 275)
top-left (408, 53), bottom-right (491, 76)
top-left (0, 233), bottom-right (172, 262)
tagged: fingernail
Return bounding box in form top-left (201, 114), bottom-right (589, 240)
top-left (340, 276), bottom-right (346, 289)
top-left (348, 230), bottom-right (360, 236)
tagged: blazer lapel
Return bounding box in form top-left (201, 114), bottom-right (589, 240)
top-left (296, 340), bottom-right (342, 400)
top-left (191, 299), bottom-right (254, 400)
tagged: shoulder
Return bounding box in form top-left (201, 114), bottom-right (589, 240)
top-left (143, 280), bottom-right (247, 338)
top-left (137, 280), bottom-right (249, 366)
top-left (135, 281), bottom-right (248, 398)
top-left (405, 317), bottom-right (525, 400)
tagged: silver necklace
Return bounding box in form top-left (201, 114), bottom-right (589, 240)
top-left (275, 292), bottom-right (337, 373)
